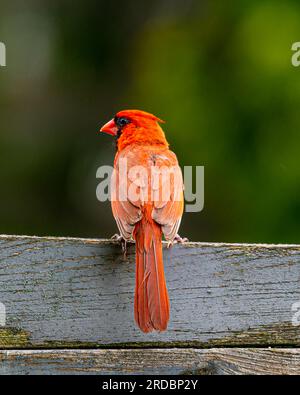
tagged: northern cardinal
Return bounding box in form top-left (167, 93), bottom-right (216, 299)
top-left (100, 110), bottom-right (184, 332)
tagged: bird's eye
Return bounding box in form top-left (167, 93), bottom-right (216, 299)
top-left (115, 117), bottom-right (130, 128)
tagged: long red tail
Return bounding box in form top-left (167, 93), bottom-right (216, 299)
top-left (133, 220), bottom-right (170, 333)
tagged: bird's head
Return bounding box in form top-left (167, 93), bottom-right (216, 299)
top-left (100, 109), bottom-right (169, 151)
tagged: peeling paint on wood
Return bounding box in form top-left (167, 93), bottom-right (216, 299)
top-left (0, 235), bottom-right (299, 348)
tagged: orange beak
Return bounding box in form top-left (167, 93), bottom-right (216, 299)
top-left (100, 119), bottom-right (118, 136)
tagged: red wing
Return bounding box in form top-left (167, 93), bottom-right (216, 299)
top-left (111, 147), bottom-right (148, 240)
top-left (111, 146), bottom-right (184, 241)
top-left (151, 151), bottom-right (184, 241)
top-left (111, 167), bottom-right (142, 240)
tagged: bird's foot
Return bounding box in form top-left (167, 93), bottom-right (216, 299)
top-left (111, 234), bottom-right (128, 257)
top-left (167, 234), bottom-right (189, 248)
top-left (111, 233), bottom-right (124, 242)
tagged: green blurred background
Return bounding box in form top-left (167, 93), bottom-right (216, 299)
top-left (0, 0), bottom-right (299, 243)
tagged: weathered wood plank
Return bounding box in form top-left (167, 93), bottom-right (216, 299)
top-left (0, 235), bottom-right (300, 348)
top-left (1, 348), bottom-right (300, 375)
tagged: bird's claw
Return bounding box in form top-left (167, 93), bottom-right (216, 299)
top-left (111, 233), bottom-right (124, 242)
top-left (167, 234), bottom-right (189, 248)
top-left (111, 234), bottom-right (128, 257)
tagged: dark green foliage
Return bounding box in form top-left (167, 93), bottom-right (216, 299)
top-left (0, 0), bottom-right (299, 243)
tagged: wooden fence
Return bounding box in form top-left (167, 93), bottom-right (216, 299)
top-left (0, 235), bottom-right (300, 374)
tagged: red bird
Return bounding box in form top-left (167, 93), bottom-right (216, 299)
top-left (100, 110), bottom-right (184, 333)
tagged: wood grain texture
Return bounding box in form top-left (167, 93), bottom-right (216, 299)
top-left (0, 348), bottom-right (300, 375)
top-left (0, 235), bottom-right (300, 348)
